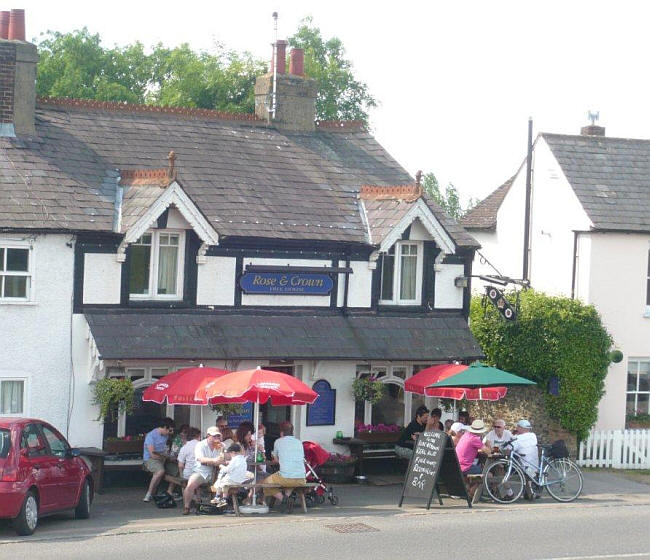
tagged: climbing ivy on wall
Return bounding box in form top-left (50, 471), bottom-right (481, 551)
top-left (469, 289), bottom-right (613, 440)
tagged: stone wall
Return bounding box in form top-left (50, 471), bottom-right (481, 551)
top-left (467, 386), bottom-right (578, 455)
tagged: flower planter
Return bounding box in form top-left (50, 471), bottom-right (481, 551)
top-left (355, 432), bottom-right (400, 444)
top-left (626, 422), bottom-right (650, 430)
top-left (318, 461), bottom-right (357, 483)
top-left (103, 438), bottom-right (144, 454)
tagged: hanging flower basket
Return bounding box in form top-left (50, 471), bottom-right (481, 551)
top-left (352, 377), bottom-right (385, 405)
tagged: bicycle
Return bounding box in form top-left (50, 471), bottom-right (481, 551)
top-left (482, 439), bottom-right (583, 504)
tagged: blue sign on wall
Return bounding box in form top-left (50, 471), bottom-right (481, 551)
top-left (240, 272), bottom-right (333, 295)
top-left (307, 380), bottom-right (336, 426)
top-left (227, 402), bottom-right (254, 428)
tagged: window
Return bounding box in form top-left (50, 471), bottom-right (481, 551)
top-left (627, 360), bottom-right (650, 416)
top-left (379, 241), bottom-right (423, 305)
top-left (0, 247), bottom-right (30, 300)
top-left (41, 425), bottom-right (69, 458)
top-left (20, 424), bottom-right (47, 457)
top-left (0, 379), bottom-right (24, 415)
top-left (129, 231), bottom-right (184, 299)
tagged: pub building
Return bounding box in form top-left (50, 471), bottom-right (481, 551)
top-left (0, 24), bottom-right (483, 452)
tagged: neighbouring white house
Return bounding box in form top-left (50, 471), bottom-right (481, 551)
top-left (461, 122), bottom-right (650, 431)
top-left (0, 16), bottom-right (483, 453)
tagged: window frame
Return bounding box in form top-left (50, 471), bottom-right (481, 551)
top-left (626, 359), bottom-right (650, 416)
top-left (0, 244), bottom-right (32, 302)
top-left (129, 230), bottom-right (185, 301)
top-left (645, 248), bottom-right (650, 315)
top-left (0, 377), bottom-right (26, 416)
top-left (379, 241), bottom-right (423, 306)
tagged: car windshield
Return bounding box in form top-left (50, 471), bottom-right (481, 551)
top-left (0, 429), bottom-right (9, 458)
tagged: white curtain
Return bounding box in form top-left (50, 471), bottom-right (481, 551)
top-left (400, 248), bottom-right (417, 300)
top-left (0, 380), bottom-right (23, 414)
top-left (157, 244), bottom-right (178, 295)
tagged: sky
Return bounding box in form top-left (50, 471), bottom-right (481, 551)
top-left (16, 0), bottom-right (650, 206)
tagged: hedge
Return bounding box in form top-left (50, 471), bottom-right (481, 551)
top-left (469, 289), bottom-right (612, 440)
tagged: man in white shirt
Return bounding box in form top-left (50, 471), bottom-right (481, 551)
top-left (182, 426), bottom-right (225, 514)
top-left (264, 421), bottom-right (305, 507)
top-left (511, 419), bottom-right (539, 475)
top-left (177, 427), bottom-right (201, 479)
top-left (483, 418), bottom-right (513, 451)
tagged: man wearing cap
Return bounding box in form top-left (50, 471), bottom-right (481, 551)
top-left (182, 426), bottom-right (225, 515)
top-left (484, 419), bottom-right (513, 452)
top-left (511, 419), bottom-right (539, 476)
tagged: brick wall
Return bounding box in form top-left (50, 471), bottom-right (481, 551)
top-left (467, 386), bottom-right (578, 455)
top-left (0, 42), bottom-right (16, 124)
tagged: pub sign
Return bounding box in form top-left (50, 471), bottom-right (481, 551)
top-left (240, 272), bottom-right (333, 295)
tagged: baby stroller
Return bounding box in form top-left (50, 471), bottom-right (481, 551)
top-left (302, 441), bottom-right (339, 506)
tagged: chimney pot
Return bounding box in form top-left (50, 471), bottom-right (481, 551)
top-left (580, 124), bottom-right (605, 137)
top-left (0, 11), bottom-right (9, 39)
top-left (271, 40), bottom-right (288, 75)
top-left (289, 48), bottom-right (304, 76)
top-left (8, 9), bottom-right (25, 41)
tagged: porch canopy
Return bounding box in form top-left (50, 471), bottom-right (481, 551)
top-left (84, 311), bottom-right (483, 362)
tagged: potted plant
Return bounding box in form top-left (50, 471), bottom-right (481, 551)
top-left (355, 422), bottom-right (402, 443)
top-left (626, 412), bottom-right (650, 430)
top-left (92, 377), bottom-right (135, 422)
top-left (103, 435), bottom-right (145, 454)
top-left (318, 453), bottom-right (358, 483)
top-left (352, 377), bottom-right (385, 405)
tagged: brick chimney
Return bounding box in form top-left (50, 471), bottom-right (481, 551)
top-left (0, 9), bottom-right (38, 137)
top-left (580, 124), bottom-right (605, 136)
top-left (255, 42), bottom-right (316, 131)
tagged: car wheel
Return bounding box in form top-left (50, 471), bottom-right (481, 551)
top-left (74, 479), bottom-right (92, 519)
top-left (14, 491), bottom-right (38, 536)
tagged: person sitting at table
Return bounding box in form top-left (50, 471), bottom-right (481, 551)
top-left (455, 419), bottom-right (492, 497)
top-left (444, 419), bottom-right (454, 432)
top-left (395, 406), bottom-right (429, 459)
top-left (177, 427), bottom-right (201, 480)
top-left (483, 418), bottom-right (512, 452)
top-left (182, 426), bottom-right (225, 515)
top-left (425, 407), bottom-right (444, 431)
top-left (221, 426), bottom-right (235, 450)
top-left (211, 443), bottom-right (253, 507)
top-left (510, 419), bottom-right (539, 476)
top-left (142, 418), bottom-right (178, 502)
top-left (449, 421), bottom-right (467, 446)
top-left (264, 421), bottom-right (306, 509)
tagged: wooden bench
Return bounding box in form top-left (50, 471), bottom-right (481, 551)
top-left (225, 482), bottom-right (319, 516)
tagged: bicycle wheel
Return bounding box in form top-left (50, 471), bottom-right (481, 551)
top-left (483, 459), bottom-right (525, 504)
top-left (544, 458), bottom-right (583, 502)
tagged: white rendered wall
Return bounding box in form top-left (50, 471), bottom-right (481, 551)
top-left (197, 256), bottom-right (236, 306)
top-left (83, 253), bottom-right (122, 304)
top-left (434, 263), bottom-right (464, 308)
top-left (588, 233), bottom-right (650, 430)
top-left (0, 234), bottom-right (74, 437)
top-left (527, 138), bottom-right (592, 295)
top-left (165, 207), bottom-right (190, 229)
top-left (347, 261), bottom-right (372, 308)
top-left (241, 258), bottom-right (332, 307)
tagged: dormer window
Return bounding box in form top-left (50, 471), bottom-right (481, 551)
top-left (379, 241), bottom-right (423, 305)
top-left (129, 231), bottom-right (185, 300)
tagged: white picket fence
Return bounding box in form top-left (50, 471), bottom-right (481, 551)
top-left (577, 429), bottom-right (650, 469)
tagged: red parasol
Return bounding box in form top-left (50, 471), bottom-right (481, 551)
top-left (405, 363), bottom-right (508, 401)
top-left (142, 365), bottom-right (234, 405)
top-left (196, 367), bottom-right (318, 406)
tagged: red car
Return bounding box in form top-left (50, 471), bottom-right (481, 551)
top-left (0, 418), bottom-right (93, 535)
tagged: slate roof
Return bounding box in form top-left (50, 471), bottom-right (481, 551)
top-left (85, 311), bottom-right (484, 362)
top-left (460, 176), bottom-right (515, 231)
top-left (542, 133), bottom-right (650, 232)
top-left (0, 100), bottom-right (477, 247)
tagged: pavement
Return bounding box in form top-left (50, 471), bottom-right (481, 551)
top-left (0, 469), bottom-right (648, 543)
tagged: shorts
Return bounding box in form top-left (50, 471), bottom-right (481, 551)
top-left (262, 473), bottom-right (306, 495)
top-left (144, 458), bottom-right (179, 476)
top-left (464, 464), bottom-right (483, 475)
top-left (211, 472), bottom-right (253, 493)
top-left (187, 472), bottom-right (211, 486)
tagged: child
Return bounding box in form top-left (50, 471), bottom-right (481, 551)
top-left (211, 443), bottom-right (252, 507)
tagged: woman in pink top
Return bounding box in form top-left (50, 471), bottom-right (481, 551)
top-left (455, 419), bottom-right (491, 474)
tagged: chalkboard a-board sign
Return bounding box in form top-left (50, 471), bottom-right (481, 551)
top-left (398, 430), bottom-right (471, 509)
